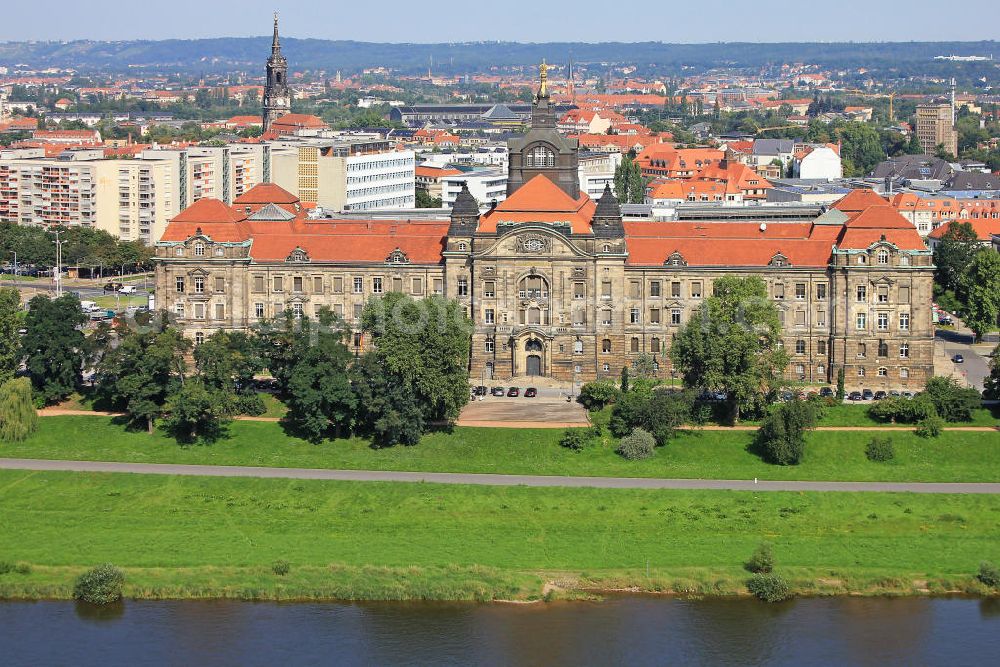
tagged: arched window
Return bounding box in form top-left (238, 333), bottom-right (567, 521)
top-left (457, 241), bottom-right (468, 251)
top-left (194, 243), bottom-right (205, 257)
top-left (525, 338), bottom-right (543, 352)
top-left (858, 255), bottom-right (867, 265)
top-left (517, 274), bottom-right (548, 299)
top-left (194, 331), bottom-right (204, 345)
top-left (877, 249), bottom-right (889, 265)
top-left (573, 340), bottom-right (583, 354)
top-left (525, 145), bottom-right (556, 168)
top-left (601, 338), bottom-right (612, 353)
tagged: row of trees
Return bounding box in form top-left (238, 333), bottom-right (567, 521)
top-left (0, 222), bottom-right (152, 272)
top-left (932, 222), bottom-right (1000, 340)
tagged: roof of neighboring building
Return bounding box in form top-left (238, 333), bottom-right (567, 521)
top-left (945, 172), bottom-right (1000, 191)
top-left (927, 217), bottom-right (1000, 240)
top-left (234, 183), bottom-right (299, 206)
top-left (833, 188), bottom-right (889, 212)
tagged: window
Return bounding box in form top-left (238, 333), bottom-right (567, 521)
top-left (816, 283), bottom-right (827, 300)
top-left (817, 340), bottom-right (827, 355)
top-left (194, 276), bottom-right (204, 294)
top-left (878, 340), bottom-right (888, 357)
top-left (900, 255), bottom-right (910, 266)
top-left (573, 282), bottom-right (584, 299)
top-left (353, 304), bottom-right (363, 320)
top-left (353, 333), bottom-right (362, 348)
top-left (877, 249), bottom-right (889, 265)
top-left (601, 281), bottom-right (612, 298)
top-left (877, 286), bottom-right (888, 303)
top-left (412, 277), bottom-right (423, 295)
top-left (857, 343), bottom-right (867, 358)
top-left (651, 337), bottom-right (661, 353)
top-left (817, 310), bottom-right (827, 327)
top-left (602, 338), bottom-right (612, 353)
top-left (795, 310), bottom-right (806, 326)
top-left (253, 275), bottom-right (264, 292)
top-left (877, 312), bottom-right (889, 330)
top-left (671, 281), bottom-right (681, 298)
top-left (314, 277), bottom-right (324, 293)
top-left (900, 367), bottom-right (910, 379)
top-left (175, 276), bottom-right (185, 293)
top-left (333, 276), bottom-right (344, 293)
top-left (372, 277), bottom-right (383, 294)
top-left (485, 281), bottom-right (496, 298)
top-left (215, 303), bottom-right (225, 320)
top-left (899, 343), bottom-right (909, 359)
top-left (194, 243), bottom-right (205, 257)
top-left (194, 331), bottom-right (204, 345)
top-left (603, 363), bottom-right (611, 372)
top-left (899, 312), bottom-right (910, 330)
top-left (526, 144), bottom-right (556, 168)
top-left (858, 255), bottom-right (867, 265)
top-left (817, 364), bottom-right (826, 377)
top-left (573, 309), bottom-right (586, 326)
top-left (629, 281), bottom-right (640, 298)
top-left (795, 339), bottom-right (806, 354)
top-left (485, 339), bottom-right (495, 353)
top-left (484, 308), bottom-right (495, 325)
top-left (795, 364), bottom-right (805, 377)
top-left (175, 303), bottom-right (185, 318)
top-left (774, 283), bottom-right (785, 300)
top-left (691, 281), bottom-right (702, 299)
top-left (649, 281), bottom-right (661, 297)
top-left (273, 276), bottom-right (283, 292)
top-left (457, 241), bottom-right (468, 252)
top-left (457, 277), bottom-right (468, 297)
top-left (215, 247), bottom-right (224, 257)
top-left (433, 278), bottom-right (443, 295)
top-left (574, 340), bottom-right (584, 354)
top-left (630, 337), bottom-right (639, 353)
top-left (175, 247), bottom-right (184, 257)
top-left (795, 283), bottom-right (806, 300)
top-left (601, 309), bottom-right (612, 326)
top-left (293, 276), bottom-right (303, 293)
top-left (650, 308), bottom-right (660, 324)
top-left (630, 308), bottom-right (640, 324)
top-left (898, 286), bottom-right (910, 302)
top-left (255, 303), bottom-right (264, 318)
top-left (858, 366), bottom-right (866, 377)
top-left (210, 276), bottom-right (223, 293)
top-left (878, 367), bottom-right (888, 377)
top-left (856, 312), bottom-right (866, 330)
top-left (353, 277), bottom-right (363, 294)
top-left (856, 285), bottom-right (867, 302)
top-left (671, 309), bottom-right (681, 325)
top-left (194, 303), bottom-right (205, 320)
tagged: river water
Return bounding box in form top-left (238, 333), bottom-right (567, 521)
top-left (2, 596), bottom-right (998, 666)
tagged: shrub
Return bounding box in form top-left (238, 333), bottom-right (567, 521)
top-left (14, 562), bottom-right (31, 575)
top-left (0, 378), bottom-right (38, 442)
top-left (745, 542), bottom-right (775, 574)
top-left (756, 399), bottom-right (816, 465)
top-left (234, 392), bottom-right (266, 417)
top-left (922, 377), bottom-right (982, 422)
top-left (73, 564), bottom-right (124, 605)
top-left (865, 437), bottom-right (895, 463)
top-left (747, 573), bottom-right (790, 602)
top-left (609, 388), bottom-right (693, 445)
top-left (868, 395), bottom-right (936, 424)
top-left (977, 561), bottom-right (1000, 589)
top-left (272, 559), bottom-right (291, 576)
top-left (0, 561), bottom-right (12, 575)
top-left (577, 381), bottom-right (620, 411)
top-left (560, 429), bottom-right (586, 451)
top-left (616, 428), bottom-right (655, 461)
top-left (915, 415), bottom-right (944, 438)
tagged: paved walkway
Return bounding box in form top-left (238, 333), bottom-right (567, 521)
top-left (1, 458), bottom-right (998, 494)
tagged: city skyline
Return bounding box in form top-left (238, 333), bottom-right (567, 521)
top-left (2, 0), bottom-right (1000, 43)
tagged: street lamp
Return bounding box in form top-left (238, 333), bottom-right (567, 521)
top-left (52, 231), bottom-right (68, 298)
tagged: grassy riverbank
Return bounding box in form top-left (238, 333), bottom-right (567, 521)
top-left (6, 415), bottom-right (1000, 482)
top-left (1, 470), bottom-right (998, 601)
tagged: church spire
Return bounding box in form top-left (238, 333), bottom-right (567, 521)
top-left (272, 12), bottom-right (281, 55)
top-left (262, 13), bottom-right (291, 132)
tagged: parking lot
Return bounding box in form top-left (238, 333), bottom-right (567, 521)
top-left (458, 386), bottom-right (590, 427)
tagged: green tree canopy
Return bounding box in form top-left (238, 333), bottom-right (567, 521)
top-left (0, 288), bottom-right (22, 384)
top-left (21, 294), bottom-right (87, 404)
top-left (613, 151), bottom-right (647, 204)
top-left (960, 249), bottom-right (1000, 341)
top-left (351, 351), bottom-right (425, 447)
top-left (933, 221), bottom-right (979, 294)
top-left (670, 276), bottom-right (788, 422)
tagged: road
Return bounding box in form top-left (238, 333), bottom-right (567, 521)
top-left (1, 457), bottom-right (998, 494)
top-left (936, 318), bottom-right (991, 391)
top-left (4, 278), bottom-right (152, 301)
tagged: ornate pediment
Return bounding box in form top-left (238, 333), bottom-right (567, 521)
top-left (664, 251), bottom-right (688, 267)
top-left (516, 234), bottom-right (550, 254)
top-left (769, 252), bottom-right (790, 268)
top-left (385, 248), bottom-right (410, 264)
top-left (286, 247), bottom-right (310, 263)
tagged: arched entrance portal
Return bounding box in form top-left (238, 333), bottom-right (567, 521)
top-left (526, 355), bottom-right (542, 376)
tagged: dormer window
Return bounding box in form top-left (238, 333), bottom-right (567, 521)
top-left (603, 244), bottom-right (611, 253)
top-left (858, 255), bottom-right (867, 265)
top-left (215, 247), bottom-right (225, 257)
top-left (525, 144), bottom-right (556, 168)
top-left (194, 243), bottom-right (205, 257)
top-left (458, 241), bottom-right (468, 252)
top-left (877, 249), bottom-right (889, 265)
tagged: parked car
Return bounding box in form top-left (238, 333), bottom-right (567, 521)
top-left (861, 389), bottom-right (874, 401)
top-left (847, 391), bottom-right (863, 401)
top-left (507, 387), bottom-right (520, 397)
top-left (952, 354), bottom-right (964, 364)
top-left (901, 391), bottom-right (914, 399)
top-left (103, 281), bottom-right (123, 292)
top-left (873, 391), bottom-right (887, 401)
top-left (473, 385), bottom-right (488, 396)
top-left (819, 387), bottom-right (835, 398)
top-left (490, 386), bottom-right (505, 397)
top-left (889, 390), bottom-right (900, 397)
top-left (524, 387), bottom-right (537, 398)
top-left (253, 378), bottom-right (280, 393)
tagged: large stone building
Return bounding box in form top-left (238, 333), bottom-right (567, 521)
top-left (155, 67), bottom-right (935, 392)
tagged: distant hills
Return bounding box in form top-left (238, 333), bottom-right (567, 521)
top-left (0, 38), bottom-right (997, 75)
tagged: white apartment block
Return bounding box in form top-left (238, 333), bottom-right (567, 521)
top-left (440, 169), bottom-right (508, 209)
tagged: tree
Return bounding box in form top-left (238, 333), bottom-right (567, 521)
top-left (161, 377), bottom-right (231, 443)
top-left (0, 288), bottom-right (22, 384)
top-left (630, 353), bottom-right (657, 379)
top-left (932, 221), bottom-right (978, 294)
top-left (0, 377), bottom-right (37, 442)
top-left (194, 331), bottom-right (264, 415)
top-left (960, 250), bottom-right (1000, 341)
top-left (284, 311), bottom-right (356, 442)
top-left (756, 399), bottom-right (816, 465)
top-left (922, 376), bottom-right (981, 422)
top-left (577, 380), bottom-right (619, 411)
top-left (616, 427), bottom-right (655, 460)
top-left (905, 132), bottom-right (924, 155)
top-left (670, 276), bottom-right (788, 423)
top-left (609, 388), bottom-right (693, 445)
top-left (21, 294), bottom-right (87, 404)
top-left (362, 292), bottom-right (471, 423)
top-left (745, 542), bottom-right (775, 573)
top-left (613, 151), bottom-right (646, 204)
top-left (96, 323), bottom-right (189, 433)
top-left (984, 344), bottom-right (1000, 400)
top-left (254, 310), bottom-right (314, 394)
top-left (415, 190), bottom-right (442, 209)
top-left (619, 366), bottom-right (630, 393)
top-left (73, 564), bottom-right (124, 605)
top-left (351, 352), bottom-right (425, 447)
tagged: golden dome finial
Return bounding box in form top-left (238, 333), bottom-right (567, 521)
top-left (539, 60), bottom-right (549, 97)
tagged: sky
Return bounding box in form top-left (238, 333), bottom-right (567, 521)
top-left (2, 0), bottom-right (1000, 43)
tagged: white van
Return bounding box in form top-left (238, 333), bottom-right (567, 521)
top-left (80, 300), bottom-right (98, 312)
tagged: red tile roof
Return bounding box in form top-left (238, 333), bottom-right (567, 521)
top-left (234, 183), bottom-right (299, 205)
top-left (927, 217), bottom-right (1000, 240)
top-left (480, 175), bottom-right (595, 233)
top-left (833, 189), bottom-right (888, 212)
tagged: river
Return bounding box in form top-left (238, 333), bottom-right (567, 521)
top-left (2, 596), bottom-right (998, 666)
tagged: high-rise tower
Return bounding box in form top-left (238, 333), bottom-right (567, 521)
top-left (262, 13), bottom-right (291, 131)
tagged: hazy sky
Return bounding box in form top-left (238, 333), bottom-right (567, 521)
top-left (3, 0), bottom-right (999, 43)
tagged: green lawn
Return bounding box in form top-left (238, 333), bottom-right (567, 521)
top-left (6, 415), bottom-right (1000, 482)
top-left (0, 470), bottom-right (996, 600)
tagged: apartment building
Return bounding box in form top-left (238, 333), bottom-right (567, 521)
top-left (440, 169), bottom-right (508, 209)
top-left (915, 103), bottom-right (958, 157)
